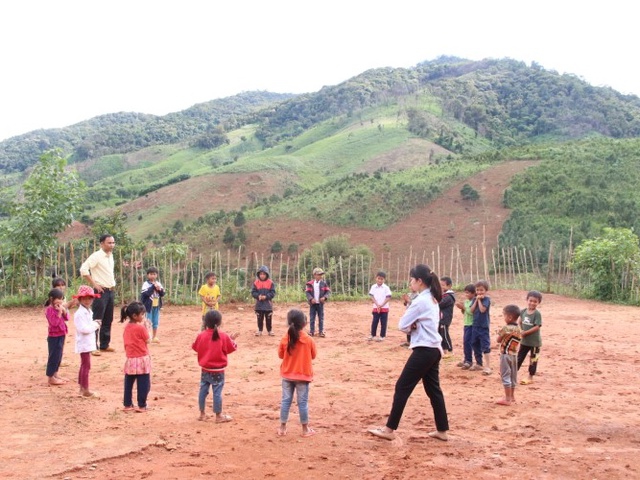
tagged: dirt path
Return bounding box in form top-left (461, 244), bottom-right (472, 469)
top-left (1, 291), bottom-right (639, 479)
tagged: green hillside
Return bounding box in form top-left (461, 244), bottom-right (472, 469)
top-left (2, 56), bottom-right (640, 260)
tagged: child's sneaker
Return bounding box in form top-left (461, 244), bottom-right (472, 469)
top-left (469, 364), bottom-right (483, 371)
top-left (255, 331), bottom-right (262, 336)
top-left (460, 362), bottom-right (472, 369)
top-left (367, 336), bottom-right (375, 341)
top-left (375, 337), bottom-right (384, 342)
top-left (483, 367), bottom-right (492, 375)
top-left (268, 331), bottom-right (275, 336)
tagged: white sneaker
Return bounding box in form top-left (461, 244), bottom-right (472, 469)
top-left (255, 331), bottom-right (262, 336)
top-left (367, 336), bottom-right (375, 341)
top-left (375, 337), bottom-right (384, 342)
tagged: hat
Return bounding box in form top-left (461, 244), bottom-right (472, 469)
top-left (73, 285), bottom-right (101, 299)
top-left (313, 267), bottom-right (325, 275)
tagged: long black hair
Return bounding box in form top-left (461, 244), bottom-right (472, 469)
top-left (204, 310), bottom-right (223, 341)
top-left (120, 301), bottom-right (146, 323)
top-left (286, 309), bottom-right (307, 355)
top-left (409, 264), bottom-right (443, 302)
top-left (45, 288), bottom-right (65, 307)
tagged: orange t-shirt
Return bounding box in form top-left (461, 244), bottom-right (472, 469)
top-left (278, 331), bottom-right (316, 382)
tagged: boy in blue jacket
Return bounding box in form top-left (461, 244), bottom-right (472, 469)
top-left (140, 267), bottom-right (165, 343)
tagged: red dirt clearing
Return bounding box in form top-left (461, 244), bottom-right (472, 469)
top-left (1, 291), bottom-right (639, 479)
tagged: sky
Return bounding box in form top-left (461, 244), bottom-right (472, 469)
top-left (1, 0), bottom-right (638, 142)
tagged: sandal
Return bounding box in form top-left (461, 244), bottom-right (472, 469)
top-left (368, 427), bottom-right (395, 441)
top-left (302, 428), bottom-right (316, 437)
top-left (215, 414), bottom-right (233, 423)
top-left (277, 427), bottom-right (287, 436)
top-left (520, 378), bottom-right (533, 385)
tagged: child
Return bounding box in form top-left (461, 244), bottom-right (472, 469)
top-left (73, 285), bottom-right (102, 398)
top-left (278, 309), bottom-right (317, 437)
top-left (193, 310), bottom-right (239, 422)
top-left (517, 290), bottom-right (543, 385)
top-left (45, 289), bottom-right (69, 386)
top-left (52, 277), bottom-right (78, 311)
top-left (52, 277), bottom-right (77, 368)
top-left (198, 272), bottom-right (221, 330)
top-left (469, 280), bottom-right (492, 375)
top-left (455, 284), bottom-right (476, 369)
top-left (496, 304), bottom-right (522, 406)
top-left (120, 301), bottom-right (152, 412)
top-left (251, 265), bottom-right (276, 336)
top-left (438, 277), bottom-right (456, 357)
top-left (305, 267), bottom-right (331, 337)
top-left (141, 266), bottom-right (165, 343)
top-left (399, 292), bottom-right (418, 347)
top-left (368, 271), bottom-right (392, 341)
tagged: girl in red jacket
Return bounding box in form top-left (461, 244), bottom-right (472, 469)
top-left (192, 310), bottom-right (239, 422)
top-left (277, 309), bottom-right (317, 437)
top-left (120, 301), bottom-right (151, 412)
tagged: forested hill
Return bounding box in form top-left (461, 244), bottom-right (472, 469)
top-left (0, 91), bottom-right (294, 173)
top-left (3, 57), bottom-right (640, 174)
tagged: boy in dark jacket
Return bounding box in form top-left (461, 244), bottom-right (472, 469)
top-left (140, 266), bottom-right (165, 343)
top-left (305, 267), bottom-right (331, 337)
top-left (251, 265), bottom-right (276, 336)
top-left (439, 276), bottom-right (455, 357)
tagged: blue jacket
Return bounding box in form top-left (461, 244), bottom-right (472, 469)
top-left (141, 281), bottom-right (165, 313)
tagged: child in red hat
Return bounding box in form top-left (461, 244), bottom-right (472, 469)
top-left (73, 285), bottom-right (102, 398)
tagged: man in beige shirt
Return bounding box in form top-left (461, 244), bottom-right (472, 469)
top-left (80, 234), bottom-right (116, 355)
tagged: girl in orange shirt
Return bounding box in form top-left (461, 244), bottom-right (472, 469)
top-left (277, 309), bottom-right (317, 437)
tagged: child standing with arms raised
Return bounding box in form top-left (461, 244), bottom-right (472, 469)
top-left (45, 289), bottom-right (69, 386)
top-left (120, 301), bottom-right (152, 412)
top-left (192, 310), bottom-right (239, 422)
top-left (73, 285), bottom-right (102, 398)
top-left (496, 304), bottom-right (522, 405)
top-left (368, 271), bottom-right (392, 341)
top-left (469, 280), bottom-right (492, 375)
top-left (278, 309), bottom-right (317, 437)
top-left (252, 265), bottom-right (276, 336)
top-left (198, 272), bottom-right (221, 330)
top-left (517, 290), bottom-right (543, 385)
top-left (455, 284), bottom-right (476, 369)
top-left (141, 266), bottom-right (165, 343)
top-left (305, 267), bottom-right (331, 337)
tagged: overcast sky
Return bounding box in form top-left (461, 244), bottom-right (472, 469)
top-left (1, 0), bottom-right (637, 141)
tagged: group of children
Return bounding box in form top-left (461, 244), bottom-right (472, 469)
top-left (365, 272), bottom-right (543, 407)
top-left (44, 265), bottom-right (543, 438)
top-left (454, 281), bottom-right (543, 405)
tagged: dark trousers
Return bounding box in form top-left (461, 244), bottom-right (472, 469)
top-left (92, 289), bottom-right (115, 349)
top-left (386, 347), bottom-right (449, 432)
top-left (462, 325), bottom-right (473, 364)
top-left (517, 345), bottom-right (541, 377)
top-left (439, 323), bottom-right (452, 352)
top-left (124, 373), bottom-right (151, 408)
top-left (46, 335), bottom-right (65, 377)
top-left (309, 303), bottom-right (325, 334)
top-left (256, 310), bottom-right (273, 333)
top-left (371, 311), bottom-right (389, 338)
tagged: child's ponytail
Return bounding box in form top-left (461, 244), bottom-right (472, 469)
top-left (120, 301), bottom-right (146, 323)
top-left (203, 310), bottom-right (222, 341)
top-left (286, 309), bottom-right (307, 355)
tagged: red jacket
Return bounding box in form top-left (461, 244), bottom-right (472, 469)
top-left (192, 329), bottom-right (237, 373)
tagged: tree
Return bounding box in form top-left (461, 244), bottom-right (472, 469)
top-left (1, 149), bottom-right (86, 290)
top-left (460, 184), bottom-right (479, 201)
top-left (233, 211), bottom-right (246, 227)
top-left (223, 227), bottom-right (235, 246)
top-left (571, 227), bottom-right (640, 301)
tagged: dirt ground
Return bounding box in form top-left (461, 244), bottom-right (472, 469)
top-left (1, 291), bottom-right (639, 479)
